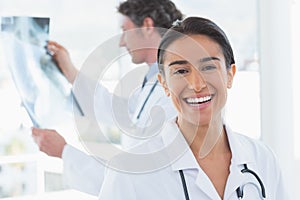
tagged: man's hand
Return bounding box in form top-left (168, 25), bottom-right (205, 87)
top-left (32, 127), bottom-right (67, 158)
top-left (47, 40), bottom-right (78, 84)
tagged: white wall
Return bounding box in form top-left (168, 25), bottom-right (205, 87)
top-left (258, 0), bottom-right (295, 197)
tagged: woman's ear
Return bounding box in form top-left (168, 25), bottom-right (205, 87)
top-left (227, 64), bottom-right (236, 89)
top-left (157, 73), bottom-right (170, 96)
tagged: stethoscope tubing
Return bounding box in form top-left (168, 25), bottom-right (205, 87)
top-left (179, 164), bottom-right (266, 199)
top-left (136, 80), bottom-right (158, 119)
top-left (179, 170), bottom-right (190, 200)
top-left (236, 164), bottom-right (266, 199)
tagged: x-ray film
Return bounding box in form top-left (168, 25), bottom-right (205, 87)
top-left (1, 16), bottom-right (83, 128)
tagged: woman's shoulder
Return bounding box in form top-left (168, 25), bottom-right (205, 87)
top-left (227, 126), bottom-right (278, 164)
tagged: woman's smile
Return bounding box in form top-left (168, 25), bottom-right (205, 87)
top-left (183, 94), bottom-right (213, 110)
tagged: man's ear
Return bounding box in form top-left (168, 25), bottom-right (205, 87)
top-left (142, 17), bottom-right (155, 36)
top-left (227, 64), bottom-right (236, 88)
top-left (157, 73), bottom-right (170, 96)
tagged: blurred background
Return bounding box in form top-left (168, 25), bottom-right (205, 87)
top-left (0, 0), bottom-right (298, 199)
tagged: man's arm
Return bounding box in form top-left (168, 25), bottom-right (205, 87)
top-left (47, 40), bottom-right (78, 84)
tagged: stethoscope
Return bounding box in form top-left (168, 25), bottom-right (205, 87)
top-left (179, 164), bottom-right (266, 199)
top-left (136, 80), bottom-right (158, 119)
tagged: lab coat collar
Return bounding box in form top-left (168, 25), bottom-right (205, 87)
top-left (161, 119), bottom-right (256, 171)
top-left (161, 119), bottom-right (262, 199)
top-left (161, 118), bottom-right (200, 171)
top-left (160, 119), bottom-right (226, 200)
top-left (224, 126), bottom-right (260, 199)
top-left (225, 125), bottom-right (256, 165)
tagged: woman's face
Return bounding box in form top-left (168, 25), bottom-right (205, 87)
top-left (158, 34), bottom-right (235, 127)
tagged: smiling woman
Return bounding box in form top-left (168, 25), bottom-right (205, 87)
top-left (98, 17), bottom-right (288, 200)
top-left (158, 34), bottom-right (235, 130)
top-left (157, 18), bottom-right (236, 147)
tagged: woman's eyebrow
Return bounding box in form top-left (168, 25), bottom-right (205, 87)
top-left (168, 60), bottom-right (188, 67)
top-left (168, 57), bottom-right (220, 67)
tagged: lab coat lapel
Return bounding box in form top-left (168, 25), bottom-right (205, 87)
top-left (225, 163), bottom-right (264, 199)
top-left (166, 121), bottom-right (222, 200)
top-left (224, 163), bottom-right (248, 199)
top-left (195, 169), bottom-right (223, 200)
top-left (223, 126), bottom-right (260, 199)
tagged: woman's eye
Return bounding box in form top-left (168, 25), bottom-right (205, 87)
top-left (202, 65), bottom-right (217, 71)
top-left (174, 69), bottom-right (189, 74)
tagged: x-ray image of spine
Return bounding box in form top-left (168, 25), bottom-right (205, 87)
top-left (1, 16), bottom-right (76, 128)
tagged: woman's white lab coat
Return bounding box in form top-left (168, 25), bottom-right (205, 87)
top-left (62, 64), bottom-right (176, 195)
top-left (98, 119), bottom-right (288, 200)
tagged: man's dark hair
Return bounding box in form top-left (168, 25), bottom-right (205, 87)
top-left (118, 0), bottom-right (183, 36)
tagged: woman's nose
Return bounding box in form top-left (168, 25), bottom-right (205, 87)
top-left (187, 70), bottom-right (206, 92)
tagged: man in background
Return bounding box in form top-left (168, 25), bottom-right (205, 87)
top-left (32, 0), bottom-right (183, 196)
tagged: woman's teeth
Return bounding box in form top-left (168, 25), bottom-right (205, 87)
top-left (186, 96), bottom-right (212, 104)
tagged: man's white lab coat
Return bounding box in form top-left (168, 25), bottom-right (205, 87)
top-left (62, 64), bottom-right (176, 195)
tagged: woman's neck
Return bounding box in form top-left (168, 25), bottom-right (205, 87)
top-left (177, 117), bottom-right (230, 159)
